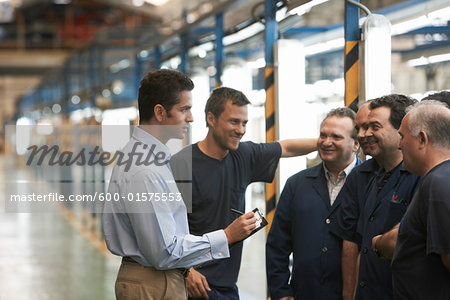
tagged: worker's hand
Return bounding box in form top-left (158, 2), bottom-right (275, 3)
top-left (186, 268), bottom-right (210, 299)
top-left (224, 211), bottom-right (256, 245)
top-left (371, 235), bottom-right (382, 252)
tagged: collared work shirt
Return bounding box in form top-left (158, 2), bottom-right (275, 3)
top-left (324, 157), bottom-right (357, 206)
top-left (267, 159), bottom-right (361, 300)
top-left (102, 127), bottom-right (229, 269)
top-left (355, 163), bottom-right (420, 300)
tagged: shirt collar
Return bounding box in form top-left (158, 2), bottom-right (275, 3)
top-left (323, 156), bottom-right (358, 180)
top-left (375, 160), bottom-right (405, 176)
top-left (132, 126), bottom-right (171, 162)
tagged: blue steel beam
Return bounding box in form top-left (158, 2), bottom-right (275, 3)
top-left (192, 26), bottom-right (215, 36)
top-left (375, 0), bottom-right (431, 15)
top-left (135, 54), bottom-right (142, 98)
top-left (215, 12), bottom-right (224, 87)
top-left (398, 26), bottom-right (450, 36)
top-left (154, 46), bottom-right (161, 70)
top-left (264, 0), bottom-right (277, 66)
top-left (180, 32), bottom-right (188, 74)
top-left (283, 26), bottom-right (329, 35)
top-left (393, 40), bottom-right (450, 55)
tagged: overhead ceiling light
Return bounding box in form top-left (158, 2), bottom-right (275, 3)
top-left (139, 50), bottom-right (149, 58)
top-left (53, 0), bottom-right (72, 4)
top-left (186, 12), bottom-right (198, 24)
top-left (144, 0), bottom-right (169, 6)
top-left (109, 59), bottom-right (130, 73)
top-left (223, 22), bottom-right (265, 46)
top-left (289, 0), bottom-right (330, 17)
top-left (71, 95), bottom-right (81, 105)
top-left (407, 53), bottom-right (450, 67)
top-left (391, 16), bottom-right (431, 35)
top-left (428, 6), bottom-right (450, 20)
top-left (198, 48), bottom-right (207, 58)
top-left (132, 0), bottom-right (144, 7)
top-left (391, 6), bottom-right (450, 36)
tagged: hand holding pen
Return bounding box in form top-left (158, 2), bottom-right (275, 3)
top-left (223, 210), bottom-right (256, 245)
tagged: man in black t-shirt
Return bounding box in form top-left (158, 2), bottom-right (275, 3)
top-left (171, 87), bottom-right (317, 300)
top-left (373, 101), bottom-right (450, 299)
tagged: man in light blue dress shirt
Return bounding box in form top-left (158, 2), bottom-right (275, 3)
top-left (102, 69), bottom-right (256, 300)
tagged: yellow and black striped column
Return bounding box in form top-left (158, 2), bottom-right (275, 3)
top-left (264, 0), bottom-right (278, 240)
top-left (264, 66), bottom-right (277, 233)
top-left (344, 41), bottom-right (359, 110)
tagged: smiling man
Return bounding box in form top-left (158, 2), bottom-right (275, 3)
top-left (171, 87), bottom-right (317, 299)
top-left (330, 101), bottom-right (381, 300)
top-left (351, 94), bottom-right (420, 300)
top-left (266, 107), bottom-right (360, 300)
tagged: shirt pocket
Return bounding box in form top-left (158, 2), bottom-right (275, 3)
top-left (383, 201), bottom-right (408, 231)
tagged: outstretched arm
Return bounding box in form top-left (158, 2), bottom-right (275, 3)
top-left (278, 138), bottom-right (317, 157)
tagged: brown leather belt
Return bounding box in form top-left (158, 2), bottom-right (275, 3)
top-left (122, 256), bottom-right (189, 277)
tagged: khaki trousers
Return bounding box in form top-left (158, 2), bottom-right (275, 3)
top-left (115, 258), bottom-right (188, 300)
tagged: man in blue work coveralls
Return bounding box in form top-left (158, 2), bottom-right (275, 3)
top-left (372, 101), bottom-right (450, 299)
top-left (350, 94), bottom-right (420, 300)
top-left (266, 107), bottom-right (361, 300)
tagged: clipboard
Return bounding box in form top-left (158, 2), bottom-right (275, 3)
top-left (249, 208), bottom-right (268, 236)
top-left (229, 207), bottom-right (268, 248)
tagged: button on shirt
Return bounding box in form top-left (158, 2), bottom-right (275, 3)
top-left (102, 127), bottom-right (229, 269)
top-left (324, 158), bottom-right (357, 206)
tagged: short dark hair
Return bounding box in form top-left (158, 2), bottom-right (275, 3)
top-left (421, 91), bottom-right (450, 107)
top-left (322, 107), bottom-right (357, 140)
top-left (138, 69), bottom-right (194, 124)
top-left (369, 94), bottom-right (418, 129)
top-left (204, 87), bottom-right (251, 127)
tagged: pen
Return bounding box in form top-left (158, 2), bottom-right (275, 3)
top-left (230, 208), bottom-right (244, 215)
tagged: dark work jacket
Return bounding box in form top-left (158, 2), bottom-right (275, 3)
top-left (330, 158), bottom-right (380, 244)
top-left (355, 163), bottom-right (420, 300)
top-left (267, 159), bottom-right (361, 300)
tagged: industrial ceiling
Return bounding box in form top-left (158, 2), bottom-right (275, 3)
top-left (0, 0), bottom-right (449, 124)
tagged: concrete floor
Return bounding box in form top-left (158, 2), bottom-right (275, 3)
top-left (0, 157), bottom-right (119, 300)
top-left (0, 156), bottom-right (267, 300)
